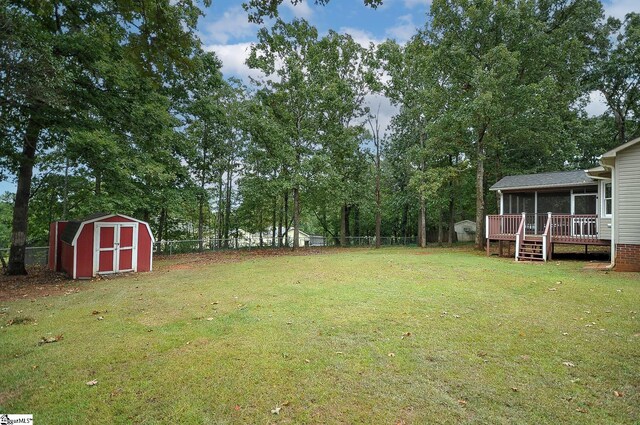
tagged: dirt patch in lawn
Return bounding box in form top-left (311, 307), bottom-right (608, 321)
top-left (0, 266), bottom-right (88, 302)
top-left (157, 247), bottom-right (348, 272)
top-left (0, 248), bottom-right (353, 301)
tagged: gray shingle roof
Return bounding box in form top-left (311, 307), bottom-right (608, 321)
top-left (60, 212), bottom-right (113, 244)
top-left (490, 170), bottom-right (597, 191)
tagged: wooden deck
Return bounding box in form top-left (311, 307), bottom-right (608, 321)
top-left (486, 214), bottom-right (610, 261)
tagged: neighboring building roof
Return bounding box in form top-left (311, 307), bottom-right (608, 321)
top-left (454, 220), bottom-right (475, 226)
top-left (490, 170), bottom-right (597, 191)
top-left (600, 136), bottom-right (640, 159)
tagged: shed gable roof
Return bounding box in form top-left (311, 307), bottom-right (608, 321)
top-left (59, 213), bottom-right (154, 245)
top-left (490, 170), bottom-right (596, 191)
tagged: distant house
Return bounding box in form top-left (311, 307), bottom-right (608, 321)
top-left (238, 228), bottom-right (323, 248)
top-left (485, 137), bottom-right (640, 271)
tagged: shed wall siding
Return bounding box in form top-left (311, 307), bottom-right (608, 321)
top-left (615, 143), bottom-right (640, 244)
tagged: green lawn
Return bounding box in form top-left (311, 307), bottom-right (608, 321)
top-left (1, 247), bottom-right (639, 424)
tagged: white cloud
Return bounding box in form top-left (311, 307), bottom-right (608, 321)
top-left (204, 43), bottom-right (264, 81)
top-left (338, 27), bottom-right (384, 48)
top-left (585, 91), bottom-right (609, 117)
top-left (385, 14), bottom-right (418, 43)
top-left (604, 0), bottom-right (639, 20)
top-left (282, 1), bottom-right (314, 20)
top-left (201, 6), bottom-right (259, 44)
top-left (363, 93), bottom-right (399, 133)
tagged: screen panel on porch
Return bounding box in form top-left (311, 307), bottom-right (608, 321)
top-left (537, 192), bottom-right (571, 214)
top-left (505, 193), bottom-right (534, 214)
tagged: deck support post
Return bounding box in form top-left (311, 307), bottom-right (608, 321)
top-left (499, 240), bottom-right (503, 257)
top-left (486, 239), bottom-right (490, 256)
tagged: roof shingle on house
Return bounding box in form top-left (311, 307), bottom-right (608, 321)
top-left (490, 170), bottom-right (597, 191)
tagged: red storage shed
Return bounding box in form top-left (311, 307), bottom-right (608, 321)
top-left (49, 213), bottom-right (154, 279)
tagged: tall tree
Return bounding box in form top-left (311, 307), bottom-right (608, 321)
top-left (426, 0), bottom-right (604, 249)
top-left (1, 0), bottom-right (206, 274)
top-left (247, 19), bottom-right (323, 250)
top-left (587, 12), bottom-right (640, 145)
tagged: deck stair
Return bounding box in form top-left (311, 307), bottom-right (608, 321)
top-left (518, 239), bottom-right (544, 261)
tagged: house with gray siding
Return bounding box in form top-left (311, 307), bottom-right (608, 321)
top-left (485, 136), bottom-right (640, 271)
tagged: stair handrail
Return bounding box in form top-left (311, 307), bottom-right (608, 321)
top-left (542, 212), bottom-right (552, 261)
top-left (515, 212), bottom-right (526, 260)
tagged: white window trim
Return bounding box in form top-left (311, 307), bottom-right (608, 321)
top-left (601, 180), bottom-right (612, 218)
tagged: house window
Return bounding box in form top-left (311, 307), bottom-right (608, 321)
top-left (602, 181), bottom-right (612, 217)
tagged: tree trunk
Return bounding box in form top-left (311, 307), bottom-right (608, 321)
top-left (418, 196), bottom-right (426, 248)
top-left (401, 202), bottom-right (408, 239)
top-left (95, 171), bottom-right (101, 197)
top-left (283, 190), bottom-right (289, 247)
top-left (8, 120), bottom-right (41, 275)
top-left (448, 195), bottom-right (455, 245)
top-left (354, 205), bottom-right (360, 239)
top-left (437, 210), bottom-right (443, 245)
top-left (278, 195), bottom-right (283, 247)
top-left (475, 126), bottom-right (487, 250)
top-left (198, 138), bottom-right (207, 252)
top-left (62, 154), bottom-right (69, 220)
top-left (292, 186), bottom-right (300, 250)
top-left (158, 207), bottom-right (166, 243)
top-left (198, 195), bottom-right (204, 252)
top-left (223, 164), bottom-right (232, 248)
top-left (375, 165), bottom-right (381, 249)
top-left (271, 195), bottom-right (277, 248)
top-left (217, 173), bottom-right (224, 248)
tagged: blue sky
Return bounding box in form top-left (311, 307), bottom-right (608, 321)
top-left (0, 0), bottom-right (636, 195)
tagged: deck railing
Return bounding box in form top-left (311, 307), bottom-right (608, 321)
top-left (487, 213), bottom-right (599, 243)
top-left (486, 214), bottom-right (522, 237)
top-left (549, 214), bottom-right (599, 243)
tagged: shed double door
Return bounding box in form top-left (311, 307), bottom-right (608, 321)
top-left (94, 223), bottom-right (138, 274)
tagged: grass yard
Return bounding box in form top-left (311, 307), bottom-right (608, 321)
top-left (1, 247), bottom-right (639, 424)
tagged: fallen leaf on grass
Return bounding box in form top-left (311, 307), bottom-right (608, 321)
top-left (511, 387), bottom-right (519, 392)
top-left (206, 317), bottom-right (214, 321)
top-left (457, 399), bottom-right (467, 407)
top-left (401, 332), bottom-right (412, 339)
top-left (388, 352), bottom-right (395, 357)
top-left (234, 405), bottom-right (241, 411)
top-left (271, 406), bottom-right (281, 415)
top-left (86, 380), bottom-right (98, 386)
top-left (562, 361), bottom-right (575, 367)
top-left (576, 407), bottom-right (588, 413)
top-left (97, 316), bottom-right (104, 321)
top-left (38, 335), bottom-right (63, 345)
top-left (548, 288), bottom-right (557, 291)
top-left (613, 391), bottom-right (624, 397)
